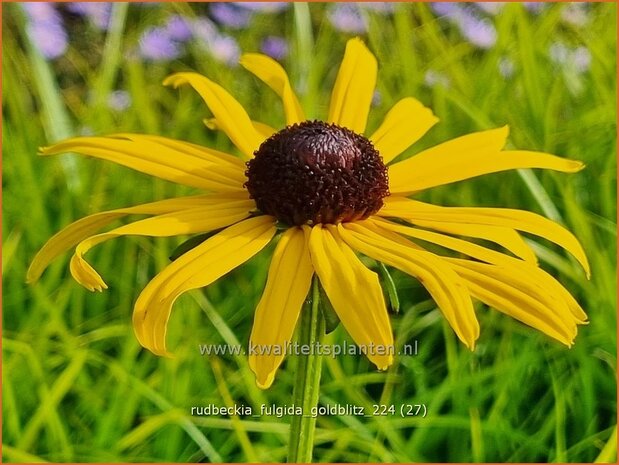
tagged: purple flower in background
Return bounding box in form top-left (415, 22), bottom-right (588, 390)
top-left (107, 90), bottom-right (132, 111)
top-left (371, 90), bottom-right (382, 107)
top-left (458, 13), bottom-right (497, 49)
top-left (572, 46), bottom-right (591, 74)
top-left (23, 2), bottom-right (62, 23)
top-left (548, 43), bottom-right (591, 75)
top-left (192, 17), bottom-right (240, 66)
top-left (261, 36), bottom-right (288, 60)
top-left (424, 69), bottom-right (450, 88)
top-left (498, 56), bottom-right (515, 79)
top-left (328, 3), bottom-right (395, 34)
top-left (430, 2), bottom-right (461, 18)
top-left (165, 15), bottom-right (192, 42)
top-left (549, 42), bottom-right (569, 65)
top-left (328, 4), bottom-right (367, 34)
top-left (431, 3), bottom-right (496, 49)
top-left (231, 2), bottom-right (289, 13)
top-left (210, 3), bottom-right (252, 28)
top-left (523, 2), bottom-right (546, 14)
top-left (360, 2), bottom-right (396, 14)
top-left (66, 2), bottom-right (112, 30)
top-left (209, 34), bottom-right (241, 66)
top-left (191, 17), bottom-right (218, 45)
top-left (139, 27), bottom-right (181, 61)
top-left (561, 3), bottom-right (589, 27)
top-left (22, 3), bottom-right (68, 59)
top-left (474, 2), bottom-right (504, 16)
top-left (27, 21), bottom-right (68, 59)
top-left (78, 126), bottom-right (95, 136)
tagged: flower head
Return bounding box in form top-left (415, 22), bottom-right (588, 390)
top-left (30, 38), bottom-right (589, 389)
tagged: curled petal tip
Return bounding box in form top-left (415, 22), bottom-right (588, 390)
top-left (25, 271), bottom-right (37, 284)
top-left (556, 157), bottom-right (585, 172)
top-left (162, 74), bottom-right (183, 87)
top-left (87, 282), bottom-right (107, 292)
top-left (465, 336), bottom-right (478, 351)
top-left (375, 355), bottom-right (394, 371)
top-left (74, 271), bottom-right (108, 292)
top-left (82, 277), bottom-right (108, 292)
top-left (203, 118), bottom-right (217, 130)
top-left (256, 375), bottom-right (274, 390)
top-left (148, 346), bottom-right (174, 358)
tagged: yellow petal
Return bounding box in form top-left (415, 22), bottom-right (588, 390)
top-left (327, 38), bottom-right (377, 134)
top-left (70, 199), bottom-right (255, 291)
top-left (26, 194), bottom-right (235, 283)
top-left (459, 254), bottom-right (587, 324)
top-left (388, 126), bottom-right (507, 193)
top-left (39, 135), bottom-right (247, 191)
top-left (305, 225), bottom-right (393, 369)
top-left (532, 266), bottom-right (588, 323)
top-left (249, 228), bottom-right (313, 389)
top-left (404, 218), bottom-right (538, 264)
top-left (204, 118), bottom-right (277, 140)
top-left (375, 217), bottom-right (587, 325)
top-left (447, 258), bottom-right (579, 346)
top-left (374, 217), bottom-right (534, 269)
top-left (111, 133), bottom-right (247, 176)
top-left (380, 197), bottom-right (590, 277)
top-left (133, 216), bottom-right (276, 356)
top-left (389, 125), bottom-right (585, 194)
top-left (164, 72), bottom-right (263, 158)
top-left (240, 53), bottom-right (305, 125)
top-left (448, 257), bottom-right (586, 326)
top-left (370, 98), bottom-right (439, 164)
top-left (339, 221), bottom-right (479, 349)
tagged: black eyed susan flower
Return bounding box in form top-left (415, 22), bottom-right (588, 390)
top-left (29, 38), bottom-right (589, 389)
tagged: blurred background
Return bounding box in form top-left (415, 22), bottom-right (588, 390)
top-left (2, 2), bottom-right (617, 462)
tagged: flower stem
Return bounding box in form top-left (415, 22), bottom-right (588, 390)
top-left (287, 278), bottom-right (324, 463)
top-left (293, 2), bottom-right (316, 117)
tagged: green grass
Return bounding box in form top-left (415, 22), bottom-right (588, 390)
top-left (3, 2), bottom-right (616, 463)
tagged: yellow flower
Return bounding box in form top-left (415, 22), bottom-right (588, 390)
top-left (28, 38), bottom-right (589, 389)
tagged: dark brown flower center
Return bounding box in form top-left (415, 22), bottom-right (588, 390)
top-left (245, 121), bottom-right (389, 226)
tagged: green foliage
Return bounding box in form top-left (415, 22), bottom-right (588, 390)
top-left (3, 2), bottom-right (616, 463)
